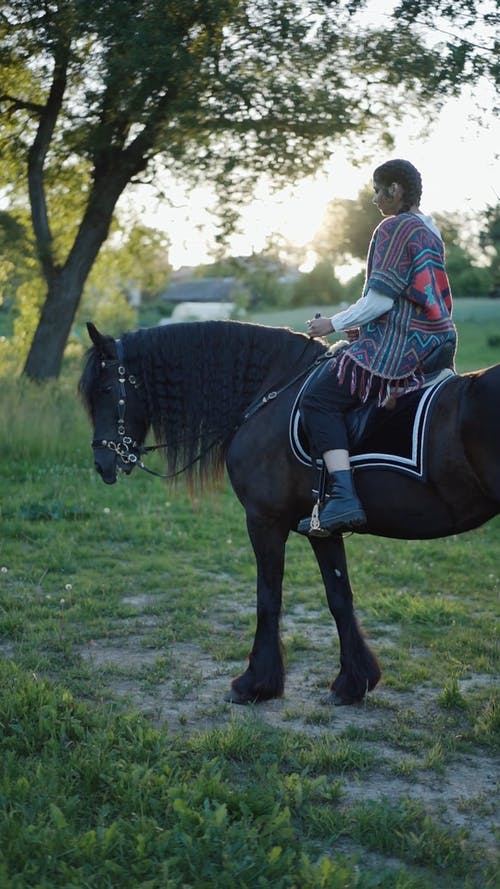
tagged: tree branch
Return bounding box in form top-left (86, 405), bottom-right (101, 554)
top-left (27, 41), bottom-right (70, 282)
top-left (0, 93), bottom-right (44, 114)
top-left (193, 113), bottom-right (353, 138)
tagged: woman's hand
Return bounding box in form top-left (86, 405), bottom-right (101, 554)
top-left (346, 328), bottom-right (359, 342)
top-left (306, 315), bottom-right (333, 337)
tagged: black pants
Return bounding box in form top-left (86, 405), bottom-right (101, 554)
top-left (299, 360), bottom-right (383, 455)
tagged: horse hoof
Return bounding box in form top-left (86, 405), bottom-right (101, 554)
top-left (321, 690), bottom-right (355, 706)
top-left (224, 688), bottom-right (255, 705)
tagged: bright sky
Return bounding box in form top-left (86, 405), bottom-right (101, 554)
top-left (127, 3), bottom-right (499, 272)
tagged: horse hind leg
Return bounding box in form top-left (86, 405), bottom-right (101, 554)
top-left (225, 514), bottom-right (287, 705)
top-left (309, 534), bottom-right (381, 705)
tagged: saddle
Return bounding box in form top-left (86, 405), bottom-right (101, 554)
top-left (290, 339), bottom-right (456, 481)
top-left (345, 340), bottom-right (456, 450)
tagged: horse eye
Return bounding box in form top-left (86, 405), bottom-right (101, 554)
top-left (100, 385), bottom-right (113, 394)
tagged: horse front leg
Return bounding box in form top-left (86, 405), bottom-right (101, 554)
top-left (225, 514), bottom-right (287, 704)
top-left (309, 534), bottom-right (381, 704)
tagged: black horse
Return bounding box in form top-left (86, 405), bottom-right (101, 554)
top-left (79, 320), bottom-right (500, 705)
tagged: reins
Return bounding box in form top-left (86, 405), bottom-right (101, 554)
top-left (241, 348), bottom-right (327, 424)
top-left (138, 438), bottom-right (222, 480)
top-left (93, 336), bottom-right (331, 481)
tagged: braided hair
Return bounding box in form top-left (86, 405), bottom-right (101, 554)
top-left (373, 159), bottom-right (422, 212)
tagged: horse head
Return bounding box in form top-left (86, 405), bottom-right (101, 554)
top-left (79, 323), bottom-right (149, 484)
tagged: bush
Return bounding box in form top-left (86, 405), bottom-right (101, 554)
top-left (291, 261), bottom-right (344, 307)
top-left (450, 264), bottom-right (494, 297)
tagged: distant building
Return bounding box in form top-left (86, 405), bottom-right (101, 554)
top-left (159, 276), bottom-right (237, 304)
top-left (159, 276), bottom-right (244, 323)
top-left (159, 302), bottom-right (237, 324)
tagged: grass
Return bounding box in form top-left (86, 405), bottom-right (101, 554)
top-left (0, 663), bottom-right (353, 888)
top-left (0, 306), bottom-right (499, 886)
top-left (1, 661), bottom-right (495, 887)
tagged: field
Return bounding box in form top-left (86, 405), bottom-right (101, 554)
top-left (0, 305), bottom-right (499, 887)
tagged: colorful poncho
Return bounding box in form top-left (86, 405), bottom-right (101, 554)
top-left (336, 212), bottom-right (456, 403)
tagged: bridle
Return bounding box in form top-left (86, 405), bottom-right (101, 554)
top-left (91, 338), bottom-right (144, 469)
top-left (91, 338), bottom-right (221, 479)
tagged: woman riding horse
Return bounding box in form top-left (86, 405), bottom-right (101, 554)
top-left (298, 159), bottom-right (457, 536)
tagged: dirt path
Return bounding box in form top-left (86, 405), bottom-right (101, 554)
top-left (76, 596), bottom-right (499, 855)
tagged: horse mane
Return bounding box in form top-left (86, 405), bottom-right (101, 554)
top-left (121, 320), bottom-right (325, 489)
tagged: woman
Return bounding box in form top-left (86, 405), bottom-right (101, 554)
top-left (298, 158), bottom-right (457, 536)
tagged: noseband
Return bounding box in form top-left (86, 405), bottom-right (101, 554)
top-left (92, 338), bottom-right (142, 467)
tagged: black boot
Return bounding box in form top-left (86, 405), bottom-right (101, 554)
top-left (297, 470), bottom-right (366, 536)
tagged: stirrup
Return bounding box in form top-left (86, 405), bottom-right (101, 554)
top-left (310, 501), bottom-right (321, 532)
top-left (297, 464), bottom-right (331, 537)
top-left (297, 501), bottom-right (331, 537)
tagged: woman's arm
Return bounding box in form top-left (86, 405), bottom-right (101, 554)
top-left (307, 289), bottom-right (393, 336)
top-left (331, 289), bottom-right (393, 331)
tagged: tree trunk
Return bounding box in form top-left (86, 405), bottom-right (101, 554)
top-left (23, 103), bottom-right (159, 381)
top-left (22, 267), bottom-right (83, 380)
top-left (22, 170), bottom-right (130, 381)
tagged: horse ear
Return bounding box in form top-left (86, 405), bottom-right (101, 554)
top-left (87, 322), bottom-right (104, 346)
top-left (86, 322), bottom-right (114, 357)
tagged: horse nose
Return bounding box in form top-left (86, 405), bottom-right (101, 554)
top-left (94, 461), bottom-right (117, 484)
top-left (93, 451), bottom-right (117, 485)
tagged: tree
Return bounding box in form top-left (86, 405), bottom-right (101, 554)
top-left (0, 210), bottom-right (36, 311)
top-left (435, 212), bottom-right (494, 297)
top-left (199, 241), bottom-right (297, 309)
top-left (0, 0), bottom-right (497, 379)
top-left (292, 260), bottom-right (344, 307)
top-left (0, 209), bottom-right (46, 373)
top-left (313, 185), bottom-right (382, 264)
top-left (77, 223), bottom-right (172, 335)
top-left (479, 203), bottom-right (500, 297)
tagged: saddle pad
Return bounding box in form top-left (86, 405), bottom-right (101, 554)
top-left (289, 372), bottom-right (453, 480)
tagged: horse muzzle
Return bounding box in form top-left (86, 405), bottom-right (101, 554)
top-left (93, 447), bottom-right (118, 484)
top-left (92, 437), bottom-right (141, 484)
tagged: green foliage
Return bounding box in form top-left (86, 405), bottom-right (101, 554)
top-left (314, 185), bottom-right (381, 264)
top-left (243, 264), bottom-right (292, 310)
top-left (198, 249), bottom-right (294, 309)
top-left (11, 276), bottom-right (46, 367)
top-left (450, 262), bottom-right (493, 298)
top-left (472, 696), bottom-right (499, 748)
top-left (438, 678), bottom-right (468, 710)
top-left (479, 203), bottom-right (500, 296)
top-left (0, 209), bottom-right (45, 372)
top-left (291, 260), bottom-right (345, 307)
top-left (1, 656), bottom-right (495, 886)
top-left (0, 661), bottom-right (359, 888)
top-left (349, 798), bottom-right (477, 874)
top-left (0, 211), bottom-right (33, 308)
top-left (429, 211), bottom-right (497, 297)
top-left (0, 375), bottom-right (89, 461)
top-left (80, 285), bottom-right (137, 339)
